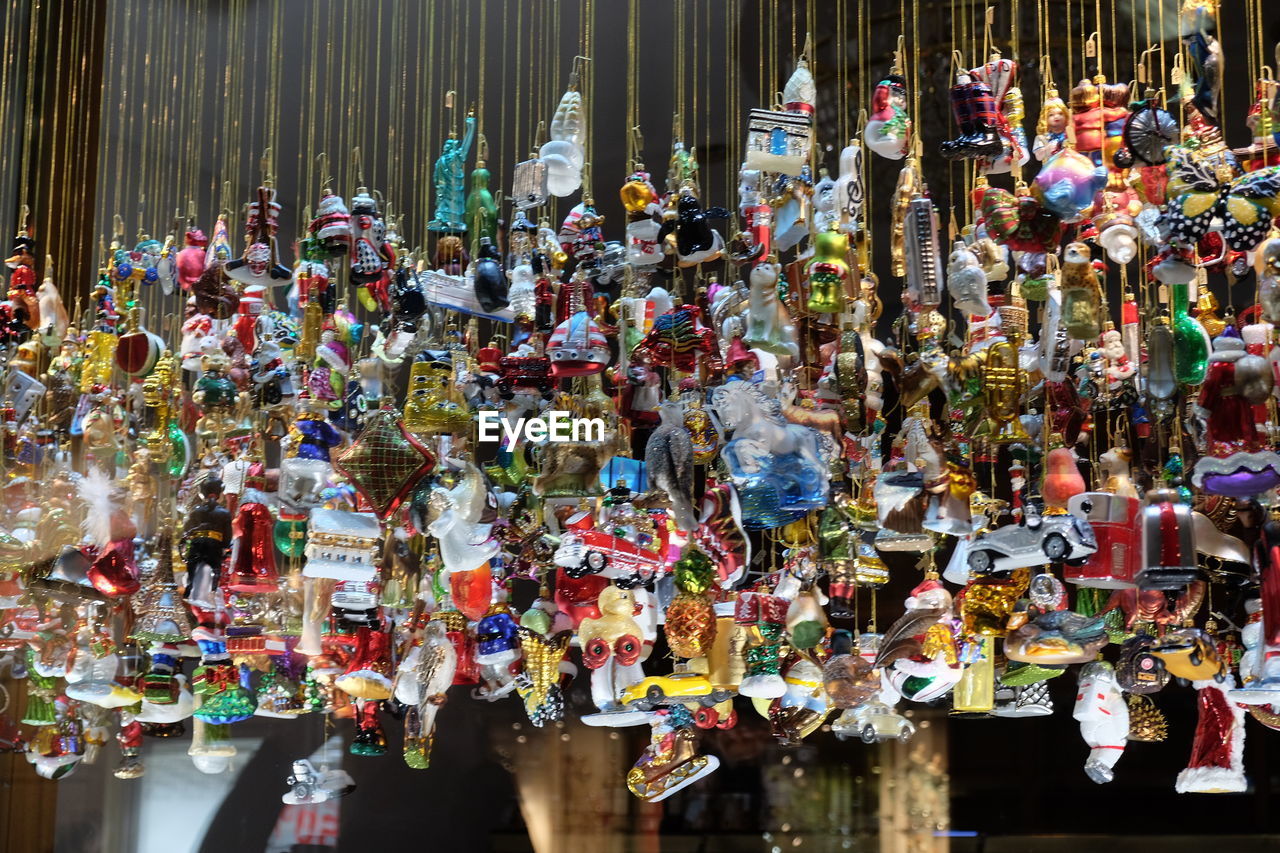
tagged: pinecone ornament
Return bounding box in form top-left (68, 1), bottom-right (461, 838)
top-left (1127, 693), bottom-right (1169, 742)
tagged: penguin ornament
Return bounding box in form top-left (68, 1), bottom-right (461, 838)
top-left (472, 237), bottom-right (509, 313)
top-left (659, 188), bottom-right (729, 267)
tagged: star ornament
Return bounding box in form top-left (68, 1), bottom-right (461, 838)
top-left (335, 407), bottom-right (436, 518)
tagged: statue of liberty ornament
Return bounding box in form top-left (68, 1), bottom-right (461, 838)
top-left (429, 112), bottom-right (477, 232)
top-left (1073, 661), bottom-right (1129, 784)
top-left (1191, 327), bottom-right (1280, 496)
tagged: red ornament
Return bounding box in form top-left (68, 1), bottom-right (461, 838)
top-left (335, 407), bottom-right (436, 518)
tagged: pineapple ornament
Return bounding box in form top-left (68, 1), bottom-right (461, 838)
top-left (665, 548), bottom-right (718, 660)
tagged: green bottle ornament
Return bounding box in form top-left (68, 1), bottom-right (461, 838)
top-left (1171, 281), bottom-right (1209, 385)
top-left (465, 144), bottom-right (499, 250)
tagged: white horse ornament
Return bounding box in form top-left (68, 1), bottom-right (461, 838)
top-left (710, 381), bottom-right (832, 528)
top-left (427, 459), bottom-right (500, 574)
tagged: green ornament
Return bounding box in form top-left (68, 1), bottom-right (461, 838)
top-left (465, 163), bottom-right (498, 248)
top-left (1171, 282), bottom-right (1209, 385)
top-left (273, 514), bottom-right (308, 558)
top-left (673, 548), bottom-right (716, 594)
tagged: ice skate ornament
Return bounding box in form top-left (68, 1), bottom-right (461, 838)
top-left (742, 261), bottom-right (800, 362)
top-left (428, 459), bottom-right (500, 575)
top-left (1073, 661), bottom-right (1129, 784)
top-left (939, 62), bottom-right (1006, 161)
top-left (970, 54), bottom-right (1030, 175)
top-left (428, 112), bottom-right (477, 232)
top-left (225, 184), bottom-right (291, 287)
